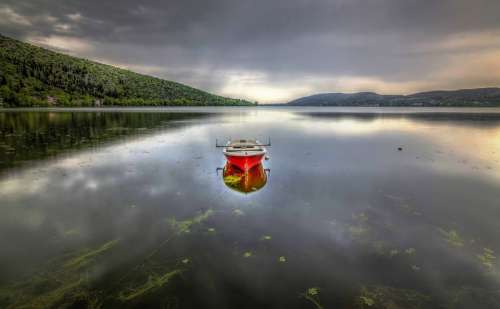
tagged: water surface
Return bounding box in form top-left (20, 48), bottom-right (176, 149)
top-left (1, 107), bottom-right (500, 308)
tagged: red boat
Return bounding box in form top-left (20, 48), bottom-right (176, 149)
top-left (222, 162), bottom-right (268, 193)
top-left (219, 139), bottom-right (269, 171)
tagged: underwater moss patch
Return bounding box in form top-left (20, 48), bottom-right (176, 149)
top-left (118, 269), bottom-right (183, 302)
top-left (64, 239), bottom-right (120, 269)
top-left (438, 228), bottom-right (464, 247)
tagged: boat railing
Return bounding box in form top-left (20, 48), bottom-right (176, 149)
top-left (216, 137), bottom-right (271, 148)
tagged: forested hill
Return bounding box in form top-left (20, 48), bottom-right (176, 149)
top-left (287, 88), bottom-right (500, 107)
top-left (0, 34), bottom-right (253, 107)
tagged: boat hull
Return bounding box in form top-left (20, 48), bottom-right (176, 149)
top-left (224, 153), bottom-right (264, 171)
top-left (223, 162), bottom-right (267, 193)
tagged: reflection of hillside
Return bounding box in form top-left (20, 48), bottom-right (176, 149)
top-left (0, 112), bottom-right (212, 171)
top-left (223, 162), bottom-right (267, 194)
top-left (299, 111), bottom-right (500, 128)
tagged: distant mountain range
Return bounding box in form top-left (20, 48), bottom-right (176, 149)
top-left (287, 88), bottom-right (500, 107)
top-left (0, 34), bottom-right (253, 107)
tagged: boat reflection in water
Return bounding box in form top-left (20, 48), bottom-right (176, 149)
top-left (221, 162), bottom-right (269, 194)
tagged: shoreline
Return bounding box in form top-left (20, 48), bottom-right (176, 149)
top-left (2, 106), bottom-right (500, 114)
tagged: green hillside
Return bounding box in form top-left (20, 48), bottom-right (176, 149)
top-left (0, 34), bottom-right (253, 107)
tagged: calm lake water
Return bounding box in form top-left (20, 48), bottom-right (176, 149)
top-left (1, 107), bottom-right (500, 308)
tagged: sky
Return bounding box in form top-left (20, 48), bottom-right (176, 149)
top-left (1, 0), bottom-right (500, 103)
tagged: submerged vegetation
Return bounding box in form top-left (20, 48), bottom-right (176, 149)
top-left (167, 209), bottom-right (214, 235)
top-left (64, 239), bottom-right (120, 269)
top-left (118, 269), bottom-right (183, 302)
top-left (0, 34), bottom-right (253, 107)
top-left (0, 239), bottom-right (119, 308)
top-left (438, 228), bottom-right (465, 247)
top-left (302, 287), bottom-right (324, 309)
top-left (357, 286), bottom-right (432, 309)
top-left (477, 248), bottom-right (496, 271)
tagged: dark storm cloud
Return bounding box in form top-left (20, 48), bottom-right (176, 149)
top-left (1, 0), bottom-right (500, 102)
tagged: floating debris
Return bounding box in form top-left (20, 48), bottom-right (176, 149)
top-left (208, 227), bottom-right (216, 233)
top-left (411, 265), bottom-right (421, 271)
top-left (279, 256), bottom-right (286, 263)
top-left (261, 235), bottom-right (272, 241)
top-left (182, 258), bottom-right (190, 264)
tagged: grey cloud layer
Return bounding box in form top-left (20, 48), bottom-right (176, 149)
top-left (2, 0), bottom-right (500, 102)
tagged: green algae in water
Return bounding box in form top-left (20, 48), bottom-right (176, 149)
top-left (64, 239), bottom-right (120, 269)
top-left (477, 247), bottom-right (496, 270)
top-left (357, 285), bottom-right (431, 309)
top-left (348, 212), bottom-right (370, 238)
top-left (302, 287), bottom-right (324, 309)
top-left (1, 239), bottom-right (120, 308)
top-left (18, 278), bottom-right (86, 309)
top-left (243, 251), bottom-right (252, 258)
top-left (438, 228), bottom-right (464, 247)
top-left (63, 228), bottom-right (80, 238)
top-left (167, 209), bottom-right (214, 235)
top-left (444, 287), bottom-right (500, 308)
top-left (359, 295), bottom-right (375, 306)
top-left (118, 269), bottom-right (183, 302)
